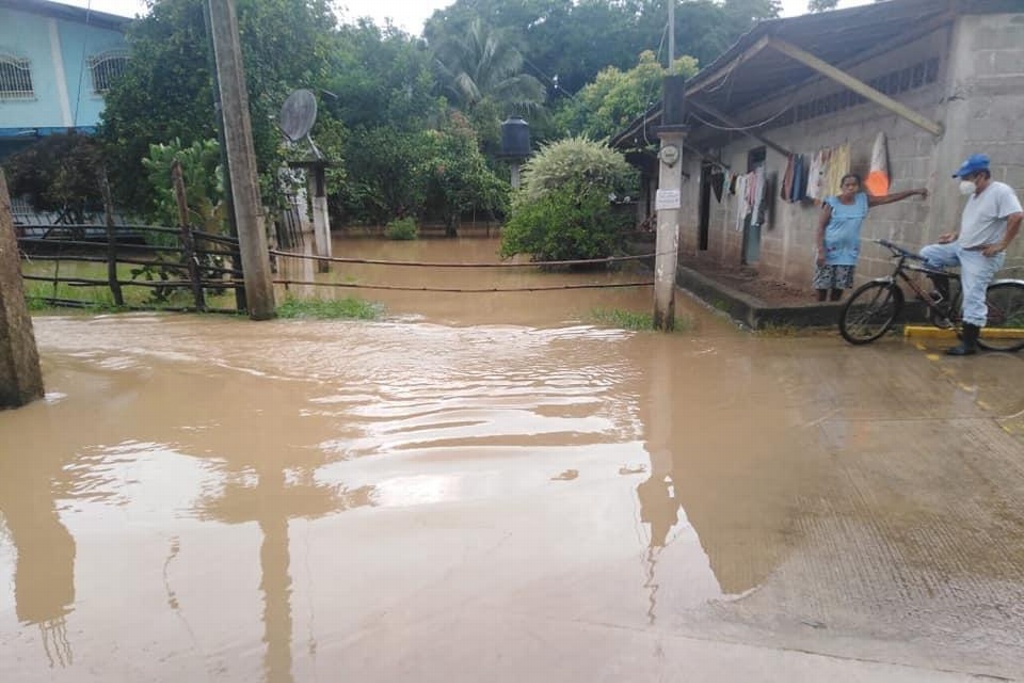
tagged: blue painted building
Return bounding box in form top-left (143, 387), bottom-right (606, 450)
top-left (0, 0), bottom-right (130, 159)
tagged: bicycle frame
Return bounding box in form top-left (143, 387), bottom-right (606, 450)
top-left (874, 254), bottom-right (960, 327)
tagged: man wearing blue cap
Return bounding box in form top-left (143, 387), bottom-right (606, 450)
top-left (920, 154), bottom-right (1023, 356)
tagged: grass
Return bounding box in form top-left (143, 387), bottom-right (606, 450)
top-left (588, 307), bottom-right (694, 332)
top-left (276, 295), bottom-right (384, 320)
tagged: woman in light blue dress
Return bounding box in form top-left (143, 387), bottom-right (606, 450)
top-left (815, 174), bottom-right (927, 302)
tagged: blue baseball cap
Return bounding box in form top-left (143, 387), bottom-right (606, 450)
top-left (952, 153), bottom-right (990, 178)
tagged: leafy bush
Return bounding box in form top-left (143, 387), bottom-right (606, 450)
top-left (519, 136), bottom-right (636, 203)
top-left (499, 184), bottom-right (629, 262)
top-left (141, 138), bottom-right (224, 232)
top-left (501, 137), bottom-right (635, 262)
top-left (385, 217), bottom-right (418, 240)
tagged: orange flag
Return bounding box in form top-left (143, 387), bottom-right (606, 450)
top-left (865, 132), bottom-right (890, 196)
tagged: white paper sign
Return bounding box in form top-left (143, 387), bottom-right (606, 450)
top-left (655, 189), bottom-right (681, 211)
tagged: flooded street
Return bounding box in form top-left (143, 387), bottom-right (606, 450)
top-left (3, 237), bottom-right (1024, 682)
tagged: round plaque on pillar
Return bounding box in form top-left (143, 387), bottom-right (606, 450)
top-left (658, 144), bottom-right (680, 167)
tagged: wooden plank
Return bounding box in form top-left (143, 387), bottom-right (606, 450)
top-left (768, 38), bottom-right (943, 136)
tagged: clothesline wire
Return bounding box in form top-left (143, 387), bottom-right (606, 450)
top-left (687, 94), bottom-right (798, 132)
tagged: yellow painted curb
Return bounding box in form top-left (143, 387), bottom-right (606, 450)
top-left (903, 326), bottom-right (957, 340)
top-left (903, 326), bottom-right (1024, 340)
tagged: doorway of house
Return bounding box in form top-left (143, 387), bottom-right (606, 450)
top-left (698, 162), bottom-right (712, 252)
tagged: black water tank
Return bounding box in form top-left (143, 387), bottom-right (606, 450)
top-left (500, 117), bottom-right (530, 158)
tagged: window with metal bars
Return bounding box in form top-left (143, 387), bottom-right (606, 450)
top-left (0, 54), bottom-right (34, 100)
top-left (89, 51), bottom-right (128, 94)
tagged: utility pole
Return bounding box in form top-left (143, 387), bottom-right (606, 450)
top-left (652, 76), bottom-right (687, 331)
top-left (202, 2), bottom-right (246, 312)
top-left (207, 0), bottom-right (275, 320)
top-left (0, 170), bottom-right (44, 408)
top-left (667, 0), bottom-right (675, 68)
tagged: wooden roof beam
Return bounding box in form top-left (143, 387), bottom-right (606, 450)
top-left (768, 37), bottom-right (944, 137)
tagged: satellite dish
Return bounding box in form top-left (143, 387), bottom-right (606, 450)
top-left (279, 89), bottom-right (318, 143)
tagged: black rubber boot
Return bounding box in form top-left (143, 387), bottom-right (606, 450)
top-left (946, 323), bottom-right (980, 356)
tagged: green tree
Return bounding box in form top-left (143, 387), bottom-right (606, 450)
top-left (339, 126), bottom-right (434, 226)
top-left (425, 0), bottom-right (781, 100)
top-left (433, 18), bottom-right (546, 116)
top-left (553, 51), bottom-right (699, 141)
top-left (3, 133), bottom-right (104, 225)
top-left (318, 19), bottom-right (443, 226)
top-left (99, 0), bottom-right (337, 213)
top-left (322, 20), bottom-right (439, 132)
top-left (421, 112), bottom-right (509, 236)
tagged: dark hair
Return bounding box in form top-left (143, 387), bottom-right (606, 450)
top-left (841, 173), bottom-right (862, 186)
top-left (974, 169), bottom-right (992, 180)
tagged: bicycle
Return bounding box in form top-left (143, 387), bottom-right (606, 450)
top-left (838, 239), bottom-right (1024, 351)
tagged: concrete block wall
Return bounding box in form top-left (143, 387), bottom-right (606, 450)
top-left (671, 15), bottom-right (1024, 293)
top-left (947, 13), bottom-right (1024, 276)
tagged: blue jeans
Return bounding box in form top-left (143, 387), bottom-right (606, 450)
top-left (920, 242), bottom-right (1005, 327)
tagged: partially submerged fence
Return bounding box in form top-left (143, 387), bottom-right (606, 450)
top-left (18, 225), bottom-right (243, 312)
top-left (15, 162), bottom-right (244, 312)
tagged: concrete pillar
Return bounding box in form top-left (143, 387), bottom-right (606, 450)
top-left (0, 170), bottom-right (44, 408)
top-left (307, 167), bottom-right (332, 274)
top-left (510, 162), bottom-right (522, 190)
top-left (653, 129), bottom-right (687, 331)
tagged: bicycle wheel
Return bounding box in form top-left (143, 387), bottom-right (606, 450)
top-left (977, 281), bottom-right (1024, 352)
top-left (839, 281), bottom-right (904, 345)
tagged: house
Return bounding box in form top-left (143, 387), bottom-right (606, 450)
top-left (0, 0), bottom-right (130, 161)
top-left (613, 0), bottom-right (1024, 294)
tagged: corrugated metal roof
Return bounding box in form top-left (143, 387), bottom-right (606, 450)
top-left (611, 0), bottom-right (980, 149)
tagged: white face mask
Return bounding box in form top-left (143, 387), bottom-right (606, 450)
top-left (959, 180), bottom-right (976, 196)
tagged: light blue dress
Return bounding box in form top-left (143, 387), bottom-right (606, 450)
top-left (822, 192), bottom-right (869, 267)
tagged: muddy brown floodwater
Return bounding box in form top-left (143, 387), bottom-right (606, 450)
top-left (2, 236), bottom-right (1024, 682)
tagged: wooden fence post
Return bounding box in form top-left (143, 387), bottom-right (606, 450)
top-left (171, 161), bottom-right (207, 312)
top-left (97, 167), bottom-right (125, 307)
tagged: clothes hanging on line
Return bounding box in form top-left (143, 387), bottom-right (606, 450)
top-left (806, 148), bottom-right (830, 201)
top-left (711, 170), bottom-right (725, 203)
top-left (865, 132), bottom-right (890, 196)
top-left (779, 153), bottom-right (809, 203)
top-left (734, 173), bottom-right (749, 232)
top-left (792, 154), bottom-right (807, 202)
top-left (824, 143), bottom-right (851, 197)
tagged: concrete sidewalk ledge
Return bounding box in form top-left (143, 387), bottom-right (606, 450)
top-left (674, 264), bottom-right (843, 330)
top-left (624, 241), bottom-right (929, 330)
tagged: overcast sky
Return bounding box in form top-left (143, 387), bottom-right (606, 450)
top-left (64, 0), bottom-right (875, 35)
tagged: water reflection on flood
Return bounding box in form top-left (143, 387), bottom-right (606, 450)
top-left (2, 236), bottom-right (1023, 682)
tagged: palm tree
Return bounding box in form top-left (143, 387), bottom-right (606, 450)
top-left (433, 19), bottom-right (546, 116)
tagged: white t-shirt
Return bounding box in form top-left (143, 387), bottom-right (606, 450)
top-left (959, 181), bottom-right (1023, 249)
